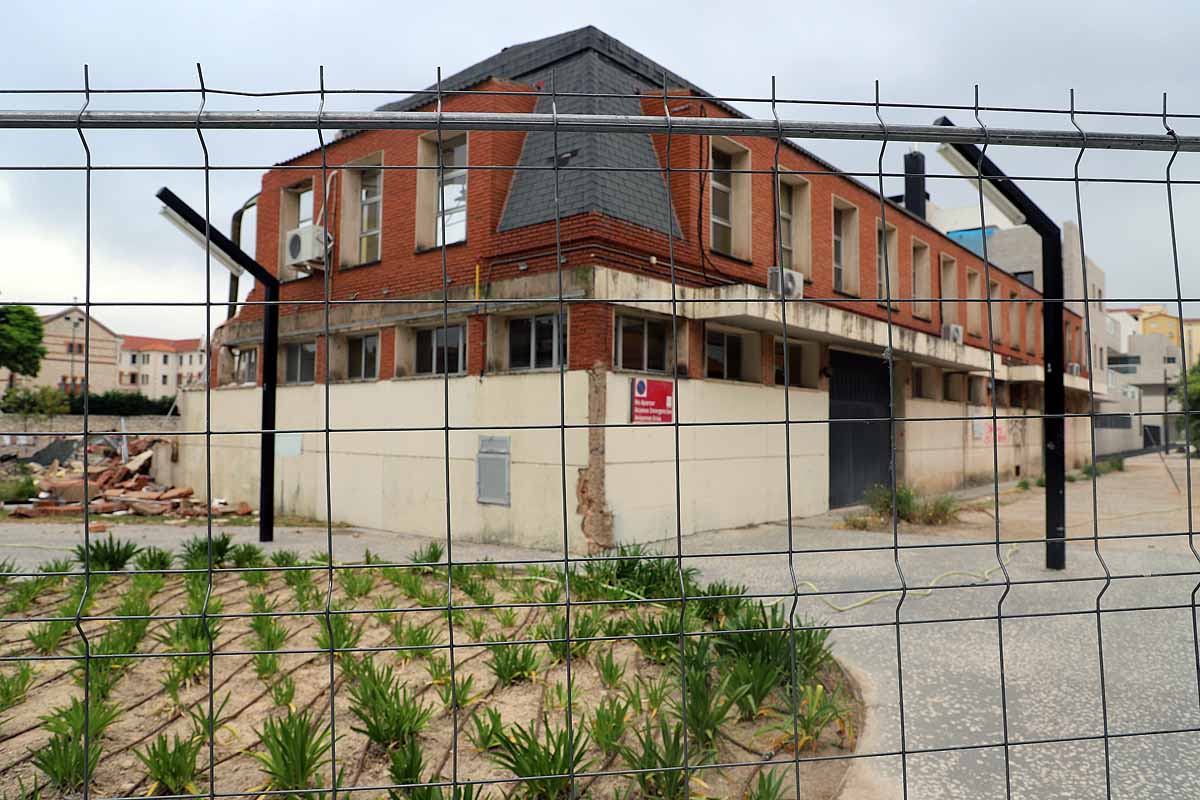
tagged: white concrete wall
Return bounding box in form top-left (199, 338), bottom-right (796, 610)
top-left (903, 399), bottom-right (1092, 492)
top-left (178, 373), bottom-right (591, 551)
top-left (604, 374), bottom-right (829, 544)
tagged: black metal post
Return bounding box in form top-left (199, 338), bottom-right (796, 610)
top-left (260, 283), bottom-right (278, 542)
top-left (155, 186), bottom-right (280, 544)
top-left (1043, 233), bottom-right (1066, 570)
top-left (933, 118), bottom-right (1067, 569)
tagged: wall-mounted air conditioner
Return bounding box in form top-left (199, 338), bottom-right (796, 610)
top-left (1067, 362), bottom-right (1082, 376)
top-left (768, 267), bottom-right (804, 299)
top-left (941, 323), bottom-right (964, 344)
top-left (284, 225), bottom-right (330, 269)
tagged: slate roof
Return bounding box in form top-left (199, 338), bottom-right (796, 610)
top-left (376, 27), bottom-right (693, 237)
top-left (309, 26), bottom-right (921, 242)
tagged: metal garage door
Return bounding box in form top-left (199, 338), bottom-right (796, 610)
top-left (829, 349), bottom-right (893, 508)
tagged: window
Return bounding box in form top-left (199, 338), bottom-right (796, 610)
top-left (1015, 270), bottom-right (1036, 287)
top-left (774, 339), bottom-right (803, 387)
top-left (912, 239), bottom-right (932, 319)
top-left (832, 199), bottom-right (859, 294)
top-left (285, 342), bottom-right (316, 384)
top-left (774, 178), bottom-right (811, 277)
top-left (161, 374), bottom-right (168, 386)
top-left (279, 181), bottom-right (315, 281)
top-left (416, 135), bottom-right (468, 249)
top-left (1025, 301), bottom-right (1037, 353)
top-left (163, 354), bottom-right (169, 365)
top-left (415, 326), bottom-right (465, 375)
top-left (912, 365), bottom-right (936, 400)
top-left (130, 353), bottom-right (137, 365)
top-left (141, 374), bottom-right (148, 385)
top-left (296, 186), bottom-right (313, 227)
top-left (188, 354), bottom-right (194, 365)
top-left (616, 316), bottom-right (668, 372)
top-left (966, 270), bottom-right (983, 336)
top-left (358, 168), bottom-right (382, 263)
top-left (128, 372), bottom-right (138, 385)
top-left (348, 333), bottom-right (379, 380)
top-left (1009, 292), bottom-right (1020, 347)
top-left (706, 328), bottom-right (743, 381)
top-left (1165, 355), bottom-right (1178, 364)
top-left (875, 221), bottom-right (899, 307)
top-left (711, 150), bottom-right (734, 255)
top-left (141, 353), bottom-right (150, 365)
top-left (1109, 354), bottom-right (1140, 374)
top-left (199, 353), bottom-right (204, 365)
top-left (988, 280), bottom-right (1002, 342)
top-left (778, 183), bottom-right (794, 268)
top-left (939, 255), bottom-right (958, 325)
top-left (235, 348), bottom-right (257, 384)
top-left (508, 314), bottom-right (565, 370)
top-left (709, 139), bottom-right (751, 259)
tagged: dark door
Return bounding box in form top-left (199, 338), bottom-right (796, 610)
top-left (1144, 424), bottom-right (1162, 448)
top-left (829, 350), bottom-right (892, 508)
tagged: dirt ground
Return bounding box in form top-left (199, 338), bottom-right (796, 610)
top-left (0, 555), bottom-right (862, 800)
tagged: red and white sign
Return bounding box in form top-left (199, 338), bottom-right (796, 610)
top-left (630, 377), bottom-right (674, 423)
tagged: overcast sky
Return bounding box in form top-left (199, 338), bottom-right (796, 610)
top-left (4, 0), bottom-right (1200, 339)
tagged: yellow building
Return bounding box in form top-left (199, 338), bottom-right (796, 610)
top-left (1121, 305), bottom-right (1200, 363)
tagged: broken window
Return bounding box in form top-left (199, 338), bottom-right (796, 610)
top-left (234, 347), bottom-right (257, 385)
top-left (706, 328), bottom-right (744, 380)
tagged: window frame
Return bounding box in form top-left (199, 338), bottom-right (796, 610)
top-left (875, 219), bottom-right (899, 308)
top-left (709, 137), bottom-right (752, 260)
top-left (234, 347), bottom-right (257, 385)
top-left (773, 337), bottom-right (805, 387)
top-left (911, 237), bottom-right (932, 320)
top-left (279, 179), bottom-right (316, 282)
top-left (347, 333), bottom-right (380, 381)
top-left (705, 326), bottom-right (745, 382)
top-left (284, 341), bottom-right (317, 384)
top-left (507, 313), bottom-right (567, 371)
top-left (359, 167), bottom-right (382, 265)
top-left (416, 133), bottom-right (468, 250)
top-left (775, 174), bottom-right (812, 278)
top-left (615, 314), bottom-right (670, 373)
top-left (413, 325), bottom-right (466, 376)
top-left (831, 197), bottom-right (860, 295)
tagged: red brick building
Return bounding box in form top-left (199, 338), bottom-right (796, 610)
top-left (196, 26), bottom-right (1096, 548)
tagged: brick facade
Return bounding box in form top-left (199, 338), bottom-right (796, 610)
top-left (215, 82), bottom-right (1084, 388)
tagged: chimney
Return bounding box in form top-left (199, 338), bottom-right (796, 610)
top-left (903, 146), bottom-right (926, 219)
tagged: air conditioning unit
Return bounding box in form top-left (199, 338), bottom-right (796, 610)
top-left (1067, 362), bottom-right (1082, 376)
top-left (768, 267), bottom-right (804, 299)
top-left (941, 323), bottom-right (964, 344)
top-left (284, 225), bottom-right (330, 269)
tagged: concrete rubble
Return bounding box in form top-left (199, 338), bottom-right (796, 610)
top-left (3, 436), bottom-right (251, 520)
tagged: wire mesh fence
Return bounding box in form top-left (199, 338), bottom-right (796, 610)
top-left (0, 63), bottom-right (1198, 800)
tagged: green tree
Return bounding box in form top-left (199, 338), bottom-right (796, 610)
top-left (0, 305), bottom-right (46, 378)
top-left (1174, 363), bottom-right (1200, 453)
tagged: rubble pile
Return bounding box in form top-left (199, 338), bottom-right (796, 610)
top-left (5, 437), bottom-right (251, 520)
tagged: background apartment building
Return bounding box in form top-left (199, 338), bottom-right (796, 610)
top-left (117, 337), bottom-right (206, 400)
top-left (176, 26), bottom-right (1104, 552)
top-left (0, 306), bottom-right (204, 402)
top-left (0, 306), bottom-right (121, 394)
